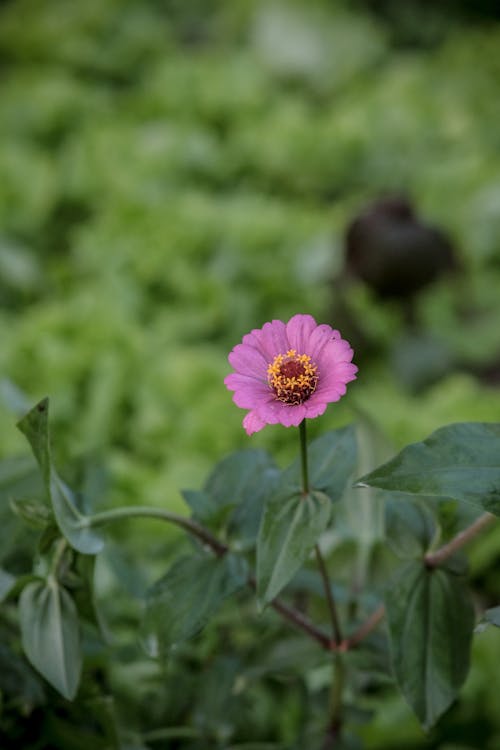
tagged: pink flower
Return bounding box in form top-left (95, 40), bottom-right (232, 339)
top-left (224, 314), bottom-right (358, 435)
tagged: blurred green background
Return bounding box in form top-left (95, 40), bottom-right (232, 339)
top-left (1, 0), bottom-right (500, 747)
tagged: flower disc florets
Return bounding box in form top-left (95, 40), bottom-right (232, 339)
top-left (225, 314), bottom-right (357, 435)
top-left (267, 350), bottom-right (318, 405)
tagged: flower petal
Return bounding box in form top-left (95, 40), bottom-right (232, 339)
top-left (243, 411), bottom-right (267, 435)
top-left (255, 320), bottom-right (289, 360)
top-left (286, 314), bottom-right (317, 353)
top-left (225, 315), bottom-right (357, 434)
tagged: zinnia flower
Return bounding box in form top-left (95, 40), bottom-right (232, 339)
top-left (224, 314), bottom-right (357, 435)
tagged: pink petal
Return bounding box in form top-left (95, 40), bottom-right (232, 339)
top-left (243, 411), bottom-right (267, 435)
top-left (304, 400), bottom-right (328, 418)
top-left (307, 324), bottom-right (341, 360)
top-left (228, 343), bottom-right (267, 377)
top-left (285, 314), bottom-right (317, 353)
top-left (255, 320), bottom-right (289, 360)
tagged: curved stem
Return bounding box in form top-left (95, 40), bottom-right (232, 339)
top-left (425, 512), bottom-right (495, 568)
top-left (85, 506), bottom-right (228, 556)
top-left (49, 537), bottom-right (68, 579)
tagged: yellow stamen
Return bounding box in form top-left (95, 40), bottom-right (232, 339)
top-left (267, 350), bottom-right (319, 405)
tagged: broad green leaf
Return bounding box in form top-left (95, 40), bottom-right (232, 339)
top-left (283, 426), bottom-right (357, 502)
top-left (257, 488), bottom-right (331, 605)
top-left (17, 399), bottom-right (104, 554)
top-left (19, 579), bottom-right (82, 700)
top-left (358, 423), bottom-right (500, 514)
top-left (142, 553), bottom-right (247, 654)
top-left (385, 496), bottom-right (439, 559)
top-left (385, 560), bottom-right (474, 729)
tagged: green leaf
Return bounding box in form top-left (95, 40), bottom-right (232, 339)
top-left (385, 496), bottom-right (439, 559)
top-left (183, 449), bottom-right (280, 546)
top-left (385, 560), bottom-right (474, 729)
top-left (257, 488), bottom-right (331, 605)
top-left (19, 579), bottom-right (82, 700)
top-left (205, 449), bottom-right (277, 504)
top-left (142, 553), bottom-right (247, 654)
top-left (17, 399), bottom-right (104, 554)
top-left (283, 426), bottom-right (357, 502)
top-left (358, 423), bottom-right (500, 514)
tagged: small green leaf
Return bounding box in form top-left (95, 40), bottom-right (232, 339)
top-left (283, 426), bottom-right (357, 502)
top-left (358, 423), bottom-right (500, 514)
top-left (142, 553), bottom-right (247, 654)
top-left (17, 399), bottom-right (104, 554)
top-left (19, 579), bottom-right (82, 700)
top-left (385, 560), bottom-right (474, 729)
top-left (385, 496), bottom-right (439, 559)
top-left (257, 488), bottom-right (331, 605)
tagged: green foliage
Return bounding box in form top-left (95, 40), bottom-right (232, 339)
top-left (18, 399), bottom-right (104, 553)
top-left (359, 423), bottom-right (500, 514)
top-left (257, 488), bottom-right (331, 605)
top-left (143, 553), bottom-right (247, 654)
top-left (1, 0), bottom-right (500, 747)
top-left (385, 561), bottom-right (474, 730)
top-left (19, 578), bottom-right (82, 700)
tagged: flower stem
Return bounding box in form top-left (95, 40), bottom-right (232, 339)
top-left (299, 419), bottom-right (309, 494)
top-left (298, 420), bottom-right (345, 745)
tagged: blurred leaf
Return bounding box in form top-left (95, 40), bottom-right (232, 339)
top-left (17, 399), bottom-right (104, 554)
top-left (358, 423), bottom-right (500, 514)
top-left (204, 448), bottom-right (277, 509)
top-left (143, 553), bottom-right (247, 654)
top-left (385, 560), bottom-right (474, 729)
top-left (257, 488), bottom-right (331, 605)
top-left (10, 497), bottom-right (52, 528)
top-left (0, 568), bottom-right (16, 600)
top-left (19, 579), bottom-right (82, 700)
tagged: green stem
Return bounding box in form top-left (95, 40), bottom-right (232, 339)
top-left (299, 419), bottom-right (309, 494)
top-left (84, 506), bottom-right (228, 556)
top-left (322, 655), bottom-right (344, 750)
top-left (298, 420), bottom-right (345, 745)
top-left (315, 544), bottom-right (343, 647)
top-left (49, 538), bottom-right (68, 579)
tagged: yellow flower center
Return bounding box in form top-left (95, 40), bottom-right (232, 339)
top-left (267, 349), bottom-right (319, 405)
